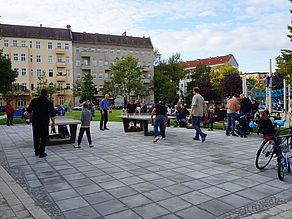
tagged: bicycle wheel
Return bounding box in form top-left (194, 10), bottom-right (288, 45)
top-left (278, 162), bottom-right (285, 181)
top-left (255, 139), bottom-right (276, 170)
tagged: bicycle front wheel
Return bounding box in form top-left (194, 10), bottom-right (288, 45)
top-left (278, 162), bottom-right (285, 181)
top-left (255, 139), bottom-right (276, 170)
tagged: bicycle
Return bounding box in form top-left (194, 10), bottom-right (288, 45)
top-left (255, 127), bottom-right (292, 180)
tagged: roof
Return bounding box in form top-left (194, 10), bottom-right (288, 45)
top-left (184, 54), bottom-right (234, 69)
top-left (0, 24), bottom-right (72, 41)
top-left (72, 32), bottom-right (153, 48)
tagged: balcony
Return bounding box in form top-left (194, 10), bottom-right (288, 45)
top-left (56, 75), bottom-right (66, 82)
top-left (56, 61), bottom-right (66, 68)
top-left (55, 48), bottom-right (65, 54)
top-left (81, 52), bottom-right (91, 57)
top-left (81, 64), bottom-right (91, 70)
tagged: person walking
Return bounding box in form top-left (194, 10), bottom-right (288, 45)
top-left (5, 100), bottom-right (14, 126)
top-left (191, 87), bottom-right (207, 143)
top-left (151, 98), bottom-right (168, 143)
top-left (99, 94), bottom-right (110, 130)
top-left (27, 89), bottom-right (55, 158)
top-left (74, 101), bottom-right (93, 148)
top-left (225, 95), bottom-right (240, 136)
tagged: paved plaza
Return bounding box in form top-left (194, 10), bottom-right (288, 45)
top-left (1, 122), bottom-right (292, 219)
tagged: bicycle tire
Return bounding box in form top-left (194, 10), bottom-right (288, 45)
top-left (278, 162), bottom-right (285, 181)
top-left (255, 139), bottom-right (276, 170)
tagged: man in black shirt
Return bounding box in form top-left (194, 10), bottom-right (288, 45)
top-left (126, 99), bottom-right (138, 126)
top-left (28, 89), bottom-right (55, 158)
top-left (151, 98), bottom-right (168, 143)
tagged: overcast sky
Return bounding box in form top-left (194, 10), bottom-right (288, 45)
top-left (0, 0), bottom-right (291, 72)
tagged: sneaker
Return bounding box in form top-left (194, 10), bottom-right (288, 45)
top-left (153, 136), bottom-right (160, 143)
top-left (35, 151), bottom-right (39, 156)
top-left (226, 133), bottom-right (230, 136)
top-left (100, 128), bottom-right (104, 131)
top-left (193, 137), bottom-right (200, 140)
top-left (39, 153), bottom-right (47, 158)
top-left (232, 134), bottom-right (238, 137)
top-left (74, 144), bottom-right (81, 148)
top-left (162, 138), bottom-right (166, 140)
top-left (104, 127), bottom-right (109, 130)
top-left (244, 135), bottom-right (248, 138)
top-left (89, 144), bottom-right (94, 148)
top-left (202, 133), bottom-right (207, 143)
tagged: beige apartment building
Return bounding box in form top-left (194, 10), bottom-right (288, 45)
top-left (0, 24), bottom-right (74, 108)
top-left (72, 31), bottom-right (154, 106)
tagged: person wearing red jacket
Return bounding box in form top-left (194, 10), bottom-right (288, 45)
top-left (6, 100), bottom-right (14, 126)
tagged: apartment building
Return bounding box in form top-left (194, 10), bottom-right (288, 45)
top-left (0, 24), bottom-right (74, 108)
top-left (72, 31), bottom-right (154, 105)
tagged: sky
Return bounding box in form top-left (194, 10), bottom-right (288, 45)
top-left (0, 0), bottom-right (291, 72)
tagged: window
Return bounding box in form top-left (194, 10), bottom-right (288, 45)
top-left (21, 40), bottom-right (26, 47)
top-left (22, 68), bottom-right (27, 76)
top-left (17, 98), bottom-right (27, 108)
top-left (104, 61), bottom-right (108, 66)
top-left (83, 59), bottom-right (89, 66)
top-left (13, 40), bottom-right (17, 47)
top-left (65, 43), bottom-right (69, 50)
top-left (66, 83), bottom-right (70, 89)
top-left (76, 60), bottom-right (80, 66)
top-left (13, 53), bottom-right (18, 61)
top-left (98, 73), bottom-right (103, 78)
top-left (58, 83), bottom-right (63, 89)
top-left (57, 69), bottom-right (62, 76)
top-left (105, 71), bottom-right (109, 79)
top-left (31, 84), bottom-right (34, 90)
top-left (21, 54), bottom-right (26, 61)
top-left (49, 69), bottom-right (53, 77)
top-left (48, 42), bottom-right (52, 49)
top-left (98, 59), bottom-right (103, 66)
top-left (123, 49), bottom-right (127, 56)
top-left (36, 41), bottom-right (40, 49)
top-left (14, 68), bottom-right (19, 76)
top-left (4, 40), bottom-right (8, 47)
top-left (76, 73), bottom-right (81, 79)
top-left (104, 48), bottom-right (108, 53)
top-left (66, 70), bottom-right (70, 77)
top-left (21, 83), bottom-right (27, 90)
top-left (37, 69), bottom-right (42, 77)
top-left (30, 55), bottom-right (33, 62)
top-left (30, 41), bottom-right (33, 48)
top-left (92, 59), bottom-right (97, 66)
top-left (66, 56), bottom-right (70, 63)
top-left (57, 56), bottom-right (62, 62)
top-left (36, 55), bottom-right (41, 63)
top-left (110, 49), bottom-right (114, 55)
top-left (97, 48), bottom-right (102, 53)
top-left (48, 56), bottom-right (53, 63)
top-left (57, 42), bottom-right (61, 48)
top-left (30, 69), bottom-right (33, 76)
top-left (59, 96), bottom-right (64, 106)
top-left (117, 49), bottom-right (120, 56)
top-left (92, 72), bottom-right (97, 79)
top-left (76, 47), bottom-right (80, 53)
top-left (4, 54), bottom-right (9, 59)
top-left (0, 98), bottom-right (2, 106)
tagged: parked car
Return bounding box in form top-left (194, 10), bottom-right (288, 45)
top-left (0, 106), bottom-right (6, 113)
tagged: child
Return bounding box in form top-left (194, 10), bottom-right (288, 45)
top-left (74, 101), bottom-right (93, 148)
top-left (258, 111), bottom-right (275, 139)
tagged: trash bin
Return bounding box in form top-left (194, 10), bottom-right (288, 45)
top-left (14, 109), bottom-right (22, 116)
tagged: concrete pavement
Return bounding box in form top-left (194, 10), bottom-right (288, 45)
top-left (1, 122), bottom-right (292, 219)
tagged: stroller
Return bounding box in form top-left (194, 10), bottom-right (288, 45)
top-left (235, 113), bottom-right (253, 137)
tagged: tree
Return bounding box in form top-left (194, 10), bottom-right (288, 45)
top-left (220, 72), bottom-right (242, 97)
top-left (288, 0), bottom-right (292, 40)
top-left (209, 63), bottom-right (240, 96)
top-left (275, 49), bottom-right (292, 83)
top-left (101, 55), bottom-right (146, 104)
top-left (80, 72), bottom-right (98, 102)
top-left (32, 71), bottom-right (56, 98)
top-left (153, 53), bottom-right (185, 104)
top-left (0, 50), bottom-right (17, 96)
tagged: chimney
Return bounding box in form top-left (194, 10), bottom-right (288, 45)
top-left (40, 24), bottom-right (42, 27)
top-left (66, 25), bottom-right (71, 30)
top-left (122, 31), bottom-right (126, 36)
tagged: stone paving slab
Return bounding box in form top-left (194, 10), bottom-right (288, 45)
top-left (1, 122), bottom-right (292, 218)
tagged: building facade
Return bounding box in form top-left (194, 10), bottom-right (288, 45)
top-left (0, 24), bottom-right (74, 108)
top-left (0, 24), bottom-right (154, 108)
top-left (72, 32), bottom-right (154, 105)
top-left (179, 54), bottom-right (239, 97)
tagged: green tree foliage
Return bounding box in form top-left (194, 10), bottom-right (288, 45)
top-left (80, 72), bottom-right (98, 102)
top-left (72, 80), bottom-right (82, 97)
top-left (153, 53), bottom-right (185, 104)
top-left (0, 50), bottom-right (17, 96)
top-left (288, 0), bottom-right (292, 40)
top-left (5, 84), bottom-right (30, 100)
top-left (220, 72), bottom-right (242, 97)
top-left (186, 62), bottom-right (219, 102)
top-left (32, 71), bottom-right (56, 98)
top-left (275, 49), bottom-right (292, 83)
top-left (209, 63), bottom-right (240, 95)
top-left (101, 55), bottom-right (146, 103)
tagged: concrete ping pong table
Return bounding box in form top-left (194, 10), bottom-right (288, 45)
top-left (119, 114), bottom-right (176, 136)
top-left (48, 116), bottom-right (81, 145)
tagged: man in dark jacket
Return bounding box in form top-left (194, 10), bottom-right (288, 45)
top-left (239, 94), bottom-right (253, 137)
top-left (27, 89), bottom-right (55, 158)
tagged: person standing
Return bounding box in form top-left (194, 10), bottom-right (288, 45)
top-left (225, 95), bottom-right (240, 136)
top-left (191, 87), bottom-right (207, 142)
top-left (151, 98), bottom-right (168, 143)
top-left (27, 89), bottom-right (55, 158)
top-left (74, 101), bottom-right (93, 148)
top-left (239, 94), bottom-right (253, 138)
top-left (5, 100), bottom-right (14, 126)
top-left (100, 94), bottom-right (110, 130)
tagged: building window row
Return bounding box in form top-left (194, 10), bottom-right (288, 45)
top-left (3, 40), bottom-right (70, 50)
top-left (75, 47), bottom-right (151, 57)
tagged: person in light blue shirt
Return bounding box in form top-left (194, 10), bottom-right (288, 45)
top-left (99, 94), bottom-right (110, 130)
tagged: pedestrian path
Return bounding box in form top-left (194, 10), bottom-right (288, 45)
top-left (0, 166), bottom-right (51, 219)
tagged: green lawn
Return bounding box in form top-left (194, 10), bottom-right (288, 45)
top-left (0, 116), bottom-right (27, 126)
top-left (65, 109), bottom-right (123, 122)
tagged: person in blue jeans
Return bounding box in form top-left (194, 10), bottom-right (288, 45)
top-left (225, 95), bottom-right (240, 136)
top-left (151, 98), bottom-right (168, 143)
